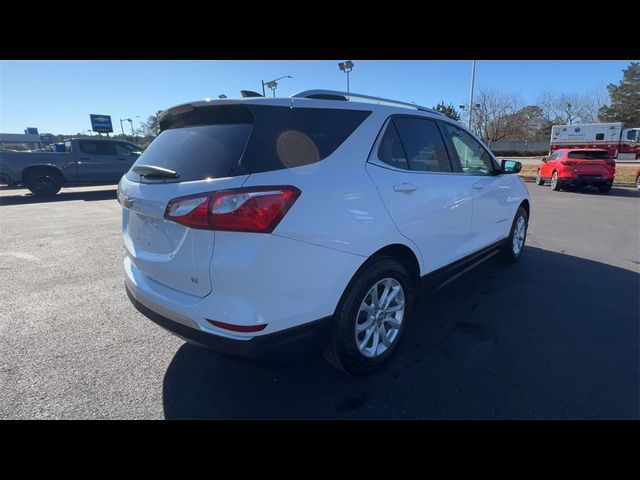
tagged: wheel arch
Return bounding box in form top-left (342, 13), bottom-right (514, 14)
top-left (331, 242), bottom-right (422, 320)
top-left (519, 198), bottom-right (530, 220)
top-left (22, 164), bottom-right (65, 184)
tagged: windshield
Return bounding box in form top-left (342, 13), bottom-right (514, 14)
top-left (567, 150), bottom-right (610, 160)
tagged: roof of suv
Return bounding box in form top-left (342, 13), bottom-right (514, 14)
top-left (159, 89), bottom-right (447, 124)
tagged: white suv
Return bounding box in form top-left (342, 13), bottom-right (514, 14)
top-left (120, 90), bottom-right (530, 375)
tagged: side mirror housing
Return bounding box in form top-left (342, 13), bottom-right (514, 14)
top-left (501, 159), bottom-right (522, 174)
top-left (541, 156), bottom-right (548, 163)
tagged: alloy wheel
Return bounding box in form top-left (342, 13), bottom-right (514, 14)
top-left (354, 278), bottom-right (405, 358)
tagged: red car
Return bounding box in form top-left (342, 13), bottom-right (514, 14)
top-left (535, 148), bottom-right (615, 193)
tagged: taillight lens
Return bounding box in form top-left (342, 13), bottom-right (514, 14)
top-left (164, 186), bottom-right (301, 233)
top-left (561, 160), bottom-right (577, 166)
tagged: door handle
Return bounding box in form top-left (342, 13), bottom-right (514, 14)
top-left (393, 183), bottom-right (417, 193)
top-left (118, 158), bottom-right (128, 161)
top-left (472, 183), bottom-right (485, 190)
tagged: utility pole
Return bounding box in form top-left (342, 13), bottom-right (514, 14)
top-left (468, 60), bottom-right (476, 130)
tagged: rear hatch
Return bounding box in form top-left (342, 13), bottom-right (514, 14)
top-left (119, 100), bottom-right (372, 297)
top-left (120, 104), bottom-right (260, 297)
top-left (567, 150), bottom-right (614, 177)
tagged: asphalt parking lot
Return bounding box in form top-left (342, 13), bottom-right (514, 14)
top-left (0, 183), bottom-right (638, 419)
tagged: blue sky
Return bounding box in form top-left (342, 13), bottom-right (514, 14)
top-left (0, 60), bottom-right (635, 134)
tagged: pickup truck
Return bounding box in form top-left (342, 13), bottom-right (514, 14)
top-left (0, 138), bottom-right (142, 196)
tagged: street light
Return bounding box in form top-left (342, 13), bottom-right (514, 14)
top-left (338, 60), bottom-right (354, 92)
top-left (261, 75), bottom-right (293, 97)
top-left (120, 116), bottom-right (140, 141)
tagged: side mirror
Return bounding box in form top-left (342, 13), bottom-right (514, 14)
top-left (501, 159), bottom-right (522, 174)
top-left (541, 156), bottom-right (548, 163)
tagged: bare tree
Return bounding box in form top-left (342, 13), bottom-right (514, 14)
top-left (581, 88), bottom-right (609, 123)
top-left (537, 90), bottom-right (608, 126)
top-left (470, 89), bottom-right (524, 145)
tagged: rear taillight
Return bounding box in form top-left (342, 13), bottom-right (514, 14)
top-left (164, 186), bottom-right (301, 233)
top-left (561, 160), bottom-right (577, 166)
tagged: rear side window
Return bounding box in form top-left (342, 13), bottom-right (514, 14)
top-left (567, 150), bottom-right (610, 160)
top-left (253, 108), bottom-right (371, 173)
top-left (595, 133), bottom-right (605, 141)
top-left (377, 121), bottom-right (409, 170)
top-left (393, 117), bottom-right (452, 172)
top-left (79, 141), bottom-right (117, 155)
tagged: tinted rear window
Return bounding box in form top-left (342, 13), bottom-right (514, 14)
top-left (126, 104), bottom-right (370, 183)
top-left (130, 124), bottom-right (252, 182)
top-left (79, 141), bottom-right (117, 155)
top-left (252, 107), bottom-right (371, 173)
top-left (393, 117), bottom-right (452, 172)
top-left (568, 150), bottom-right (610, 160)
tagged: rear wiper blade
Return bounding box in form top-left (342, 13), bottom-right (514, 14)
top-left (132, 164), bottom-right (179, 179)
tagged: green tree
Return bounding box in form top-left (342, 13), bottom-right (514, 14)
top-left (598, 62), bottom-right (640, 126)
top-left (140, 110), bottom-right (163, 138)
top-left (433, 101), bottom-right (460, 121)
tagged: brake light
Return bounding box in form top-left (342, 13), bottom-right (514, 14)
top-left (561, 160), bottom-right (577, 166)
top-left (164, 186), bottom-right (301, 233)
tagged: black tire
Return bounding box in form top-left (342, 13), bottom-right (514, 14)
top-left (25, 169), bottom-right (63, 196)
top-left (550, 171), bottom-right (561, 191)
top-left (598, 181), bottom-right (612, 193)
top-left (500, 206), bottom-right (528, 263)
top-left (636, 176), bottom-right (640, 191)
top-left (535, 169), bottom-right (544, 186)
top-left (324, 256), bottom-right (415, 376)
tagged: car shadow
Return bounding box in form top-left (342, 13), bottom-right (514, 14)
top-left (565, 186), bottom-right (640, 198)
top-left (0, 188), bottom-right (117, 206)
top-left (161, 247), bottom-right (639, 419)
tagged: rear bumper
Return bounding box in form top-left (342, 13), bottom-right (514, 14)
top-left (126, 283), bottom-right (332, 363)
top-left (558, 175), bottom-right (612, 186)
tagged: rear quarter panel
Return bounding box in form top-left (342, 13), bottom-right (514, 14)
top-left (241, 108), bottom-right (426, 274)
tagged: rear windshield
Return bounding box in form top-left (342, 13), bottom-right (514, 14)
top-left (131, 124), bottom-right (252, 182)
top-left (126, 104), bottom-right (370, 183)
top-left (567, 150), bottom-right (610, 160)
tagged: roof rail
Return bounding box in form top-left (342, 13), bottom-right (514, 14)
top-left (291, 89), bottom-right (443, 115)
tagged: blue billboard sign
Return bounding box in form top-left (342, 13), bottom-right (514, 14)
top-left (90, 114), bottom-right (113, 133)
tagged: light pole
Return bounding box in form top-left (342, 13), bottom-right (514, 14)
top-left (261, 75), bottom-right (293, 97)
top-left (120, 116), bottom-right (140, 141)
top-left (338, 61), bottom-right (354, 92)
top-left (459, 103), bottom-right (480, 127)
top-left (467, 60), bottom-right (476, 130)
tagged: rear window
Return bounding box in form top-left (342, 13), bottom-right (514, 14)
top-left (130, 124), bottom-right (252, 182)
top-left (567, 150), bottom-right (610, 160)
top-left (79, 141), bottom-right (117, 155)
top-left (126, 104), bottom-right (370, 183)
